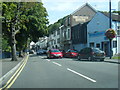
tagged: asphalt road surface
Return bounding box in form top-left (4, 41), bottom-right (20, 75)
top-left (10, 55), bottom-right (118, 88)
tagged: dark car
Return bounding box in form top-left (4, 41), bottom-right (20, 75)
top-left (77, 47), bottom-right (105, 61)
top-left (36, 50), bottom-right (44, 55)
top-left (29, 50), bottom-right (34, 54)
top-left (64, 49), bottom-right (78, 58)
top-left (47, 49), bottom-right (63, 59)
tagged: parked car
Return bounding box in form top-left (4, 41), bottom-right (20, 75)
top-left (77, 47), bottom-right (105, 61)
top-left (47, 49), bottom-right (63, 58)
top-left (42, 49), bottom-right (47, 54)
top-left (64, 49), bottom-right (78, 58)
top-left (29, 50), bottom-right (34, 54)
top-left (36, 50), bottom-right (44, 55)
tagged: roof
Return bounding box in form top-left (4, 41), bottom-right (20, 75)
top-left (101, 12), bottom-right (120, 22)
top-left (71, 3), bottom-right (97, 15)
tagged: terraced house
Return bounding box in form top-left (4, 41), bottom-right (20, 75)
top-left (39, 3), bottom-right (120, 56)
top-left (61, 3), bottom-right (120, 56)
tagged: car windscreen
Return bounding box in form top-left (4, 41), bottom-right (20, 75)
top-left (70, 50), bottom-right (77, 53)
top-left (93, 48), bottom-right (103, 53)
top-left (51, 50), bottom-right (60, 52)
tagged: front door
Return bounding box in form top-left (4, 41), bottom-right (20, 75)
top-left (101, 42), bottom-right (109, 57)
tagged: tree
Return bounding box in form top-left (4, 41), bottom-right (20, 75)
top-left (2, 2), bottom-right (49, 61)
top-left (112, 11), bottom-right (120, 15)
top-left (48, 15), bottom-right (69, 34)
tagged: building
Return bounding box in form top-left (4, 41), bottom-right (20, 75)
top-left (87, 11), bottom-right (120, 56)
top-left (118, 1), bottom-right (120, 54)
top-left (59, 16), bottom-right (71, 51)
top-left (70, 3), bottom-right (97, 51)
top-left (46, 3), bottom-right (120, 56)
top-left (36, 36), bottom-right (48, 50)
top-left (47, 29), bottom-right (61, 50)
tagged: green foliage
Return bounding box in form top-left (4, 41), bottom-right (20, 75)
top-left (48, 15), bottom-right (69, 34)
top-left (112, 11), bottom-right (120, 15)
top-left (2, 37), bottom-right (11, 52)
top-left (2, 2), bottom-right (49, 52)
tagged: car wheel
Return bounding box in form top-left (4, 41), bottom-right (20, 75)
top-left (47, 55), bottom-right (49, 59)
top-left (88, 57), bottom-right (91, 61)
top-left (100, 59), bottom-right (104, 61)
top-left (78, 56), bottom-right (81, 60)
top-left (88, 57), bottom-right (94, 61)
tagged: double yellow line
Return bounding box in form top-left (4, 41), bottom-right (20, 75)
top-left (0, 55), bottom-right (29, 89)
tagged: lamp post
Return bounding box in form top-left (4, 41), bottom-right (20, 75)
top-left (109, 0), bottom-right (112, 59)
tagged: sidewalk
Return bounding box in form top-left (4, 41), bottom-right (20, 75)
top-left (105, 57), bottom-right (120, 64)
top-left (0, 57), bottom-right (23, 78)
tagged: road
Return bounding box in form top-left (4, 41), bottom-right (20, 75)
top-left (9, 55), bottom-right (118, 88)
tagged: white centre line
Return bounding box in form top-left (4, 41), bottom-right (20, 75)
top-left (46, 59), bottom-right (50, 61)
top-left (52, 62), bottom-right (62, 66)
top-left (67, 68), bottom-right (96, 83)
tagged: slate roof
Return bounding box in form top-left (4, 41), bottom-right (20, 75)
top-left (102, 12), bottom-right (120, 22)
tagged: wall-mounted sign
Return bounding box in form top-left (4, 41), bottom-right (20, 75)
top-left (73, 16), bottom-right (89, 22)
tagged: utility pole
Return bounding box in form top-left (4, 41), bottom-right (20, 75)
top-left (109, 0), bottom-right (112, 59)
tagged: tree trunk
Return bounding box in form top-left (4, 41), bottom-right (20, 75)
top-left (11, 43), bottom-right (17, 61)
top-left (11, 25), bottom-right (17, 61)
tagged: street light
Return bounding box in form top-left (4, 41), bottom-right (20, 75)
top-left (109, 0), bottom-right (112, 59)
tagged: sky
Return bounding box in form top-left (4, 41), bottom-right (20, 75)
top-left (42, 0), bottom-right (119, 24)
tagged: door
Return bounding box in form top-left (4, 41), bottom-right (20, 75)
top-left (101, 42), bottom-right (109, 57)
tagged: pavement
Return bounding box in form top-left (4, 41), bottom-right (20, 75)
top-left (0, 56), bottom-right (26, 86)
top-left (0, 57), bottom-right (23, 78)
top-left (0, 55), bottom-right (119, 87)
top-left (105, 57), bottom-right (120, 64)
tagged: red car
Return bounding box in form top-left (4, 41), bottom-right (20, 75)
top-left (47, 49), bottom-right (63, 58)
top-left (64, 49), bottom-right (78, 58)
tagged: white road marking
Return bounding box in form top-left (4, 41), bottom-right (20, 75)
top-left (67, 68), bottom-right (96, 83)
top-left (52, 62), bottom-right (62, 66)
top-left (46, 59), bottom-right (50, 61)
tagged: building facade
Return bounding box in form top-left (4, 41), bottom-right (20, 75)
top-left (36, 36), bottom-right (48, 50)
top-left (70, 3), bottom-right (97, 51)
top-left (47, 29), bottom-right (61, 50)
top-left (87, 11), bottom-right (120, 56)
top-left (37, 3), bottom-right (120, 56)
top-left (59, 16), bottom-right (72, 51)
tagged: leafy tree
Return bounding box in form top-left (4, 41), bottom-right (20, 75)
top-left (2, 2), bottom-right (49, 60)
top-left (112, 11), bottom-right (120, 15)
top-left (48, 15), bottom-right (69, 34)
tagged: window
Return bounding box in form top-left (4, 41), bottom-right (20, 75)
top-left (118, 26), bottom-right (120, 30)
top-left (113, 41), bottom-right (117, 48)
top-left (57, 30), bottom-right (60, 35)
top-left (117, 30), bottom-right (120, 36)
top-left (68, 29), bottom-right (70, 39)
top-left (57, 38), bottom-right (60, 43)
top-left (96, 43), bottom-right (100, 48)
top-left (68, 17), bottom-right (70, 26)
top-left (90, 42), bottom-right (94, 47)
